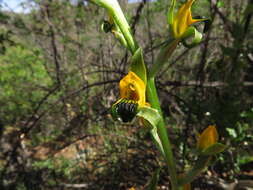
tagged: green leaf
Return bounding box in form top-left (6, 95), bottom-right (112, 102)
top-left (217, 0), bottom-right (225, 8)
top-left (240, 108), bottom-right (253, 119)
top-left (137, 106), bottom-right (161, 128)
top-left (202, 143), bottom-right (226, 156)
top-left (238, 156), bottom-right (253, 165)
top-left (226, 128), bottom-right (237, 138)
top-left (168, 0), bottom-right (176, 26)
top-left (130, 48), bottom-right (147, 84)
top-left (178, 156), bottom-right (211, 186)
top-left (147, 168), bottom-right (160, 190)
top-left (137, 106), bottom-right (164, 155)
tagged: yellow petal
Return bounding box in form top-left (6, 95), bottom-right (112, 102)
top-left (197, 125), bottom-right (218, 150)
top-left (172, 0), bottom-right (203, 39)
top-left (119, 71), bottom-right (146, 106)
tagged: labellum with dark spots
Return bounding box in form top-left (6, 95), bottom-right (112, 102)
top-left (111, 99), bottom-right (138, 123)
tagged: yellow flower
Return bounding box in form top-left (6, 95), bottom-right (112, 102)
top-left (197, 125), bottom-right (218, 151)
top-left (111, 71), bottom-right (146, 122)
top-left (169, 0), bottom-right (206, 39)
top-left (119, 71), bottom-right (146, 107)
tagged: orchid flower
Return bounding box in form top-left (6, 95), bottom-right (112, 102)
top-left (112, 72), bottom-right (146, 122)
top-left (168, 0), bottom-right (207, 46)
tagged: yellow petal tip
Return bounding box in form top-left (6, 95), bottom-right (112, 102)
top-left (197, 125), bottom-right (218, 150)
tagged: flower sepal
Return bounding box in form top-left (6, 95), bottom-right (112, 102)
top-left (181, 26), bottom-right (203, 48)
top-left (201, 143), bottom-right (226, 156)
top-left (91, 0), bottom-right (137, 53)
top-left (101, 16), bottom-right (129, 49)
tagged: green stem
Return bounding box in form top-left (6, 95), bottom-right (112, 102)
top-left (90, 0), bottom-right (137, 54)
top-left (178, 156), bottom-right (211, 186)
top-left (147, 77), bottom-right (178, 190)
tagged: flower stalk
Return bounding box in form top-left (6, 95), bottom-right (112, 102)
top-left (147, 77), bottom-right (178, 190)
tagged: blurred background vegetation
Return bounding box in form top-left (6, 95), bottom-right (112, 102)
top-left (0, 0), bottom-right (252, 189)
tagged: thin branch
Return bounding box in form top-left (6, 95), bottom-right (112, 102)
top-left (42, 1), bottom-right (62, 85)
top-left (159, 80), bottom-right (253, 88)
top-left (131, 0), bottom-right (147, 35)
